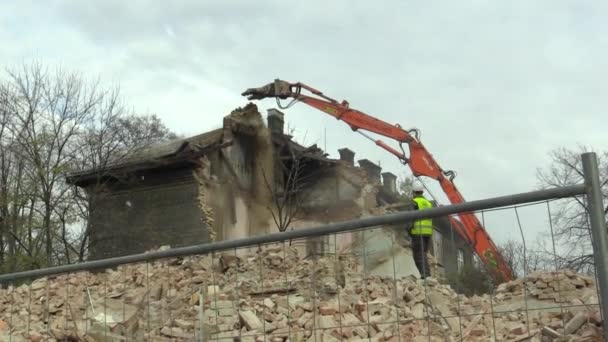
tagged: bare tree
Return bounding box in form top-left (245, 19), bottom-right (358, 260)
top-left (497, 238), bottom-right (548, 278)
top-left (1, 72), bottom-right (48, 270)
top-left (398, 174), bottom-right (415, 199)
top-left (0, 85), bottom-right (14, 268)
top-left (536, 146), bottom-right (607, 274)
top-left (4, 64), bottom-right (104, 266)
top-left (0, 62), bottom-right (177, 270)
top-left (263, 151), bottom-right (310, 233)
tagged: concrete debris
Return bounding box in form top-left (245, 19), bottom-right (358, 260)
top-left (564, 312), bottom-right (589, 335)
top-left (0, 248), bottom-right (603, 341)
top-left (496, 271), bottom-right (596, 304)
top-left (542, 326), bottom-right (562, 338)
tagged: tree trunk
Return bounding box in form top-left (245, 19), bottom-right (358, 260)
top-left (60, 214), bottom-right (71, 264)
top-left (0, 199), bottom-right (14, 271)
top-left (7, 207), bottom-right (16, 272)
top-left (79, 225), bottom-right (89, 262)
top-left (0, 218), bottom-right (4, 266)
top-left (27, 198), bottom-right (34, 254)
top-left (43, 198), bottom-right (53, 266)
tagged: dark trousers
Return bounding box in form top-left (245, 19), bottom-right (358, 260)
top-left (411, 235), bottom-right (431, 279)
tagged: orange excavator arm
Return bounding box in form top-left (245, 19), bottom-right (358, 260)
top-left (243, 79), bottom-right (513, 282)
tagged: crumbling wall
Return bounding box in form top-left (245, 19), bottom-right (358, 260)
top-left (355, 183), bottom-right (379, 210)
top-left (292, 164), bottom-right (420, 279)
top-left (225, 103), bottom-right (274, 201)
top-left (88, 168), bottom-right (210, 259)
top-left (360, 228), bottom-right (421, 278)
top-left (192, 155), bottom-right (219, 242)
top-left (300, 165), bottom-right (368, 210)
top-left (295, 166), bottom-right (367, 258)
top-left (222, 196), bottom-right (248, 241)
top-left (219, 103), bottom-right (276, 237)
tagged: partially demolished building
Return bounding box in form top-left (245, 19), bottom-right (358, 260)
top-left (67, 104), bottom-right (473, 279)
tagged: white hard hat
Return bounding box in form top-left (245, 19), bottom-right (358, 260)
top-left (412, 183), bottom-right (424, 192)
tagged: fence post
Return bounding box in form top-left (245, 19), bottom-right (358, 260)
top-left (581, 152), bottom-right (608, 333)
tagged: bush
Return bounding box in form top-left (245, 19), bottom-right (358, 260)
top-left (446, 264), bottom-right (494, 296)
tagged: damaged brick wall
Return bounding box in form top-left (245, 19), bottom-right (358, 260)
top-left (88, 168), bottom-right (211, 260)
top-left (192, 155), bottom-right (219, 242)
top-left (82, 104), bottom-right (305, 259)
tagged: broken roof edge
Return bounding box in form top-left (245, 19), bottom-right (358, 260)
top-left (269, 130), bottom-right (336, 164)
top-left (65, 128), bottom-right (224, 186)
top-left (65, 102), bottom-right (266, 186)
top-left (64, 102), bottom-right (401, 191)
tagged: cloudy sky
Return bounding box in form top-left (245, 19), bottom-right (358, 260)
top-left (1, 1), bottom-right (605, 243)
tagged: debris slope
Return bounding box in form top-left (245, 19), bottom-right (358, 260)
top-left (0, 247), bottom-right (603, 341)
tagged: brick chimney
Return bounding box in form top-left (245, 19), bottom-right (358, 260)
top-left (382, 172), bottom-right (397, 193)
top-left (358, 159), bottom-right (382, 184)
top-left (267, 109), bottom-right (284, 134)
top-left (338, 148), bottom-right (355, 166)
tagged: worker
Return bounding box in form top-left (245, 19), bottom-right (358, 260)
top-left (410, 183), bottom-right (434, 279)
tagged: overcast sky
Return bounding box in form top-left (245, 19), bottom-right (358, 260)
top-left (1, 1), bottom-right (605, 243)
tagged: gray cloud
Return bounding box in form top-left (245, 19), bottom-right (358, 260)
top-left (2, 0), bottom-right (606, 242)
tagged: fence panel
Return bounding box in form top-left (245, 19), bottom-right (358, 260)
top-left (0, 153), bottom-right (604, 341)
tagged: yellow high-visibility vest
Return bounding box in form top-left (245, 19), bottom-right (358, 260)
top-left (411, 196), bottom-right (433, 236)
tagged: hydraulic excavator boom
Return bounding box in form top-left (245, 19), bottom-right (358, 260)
top-left (242, 79), bottom-right (513, 282)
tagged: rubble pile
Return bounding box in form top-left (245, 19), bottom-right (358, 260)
top-left (495, 270), bottom-right (596, 303)
top-left (0, 247), bottom-right (604, 341)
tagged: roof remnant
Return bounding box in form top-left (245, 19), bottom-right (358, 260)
top-left (65, 103), bottom-right (398, 196)
top-left (66, 129), bottom-right (224, 185)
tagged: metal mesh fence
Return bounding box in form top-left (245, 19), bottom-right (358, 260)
top-left (0, 203), bottom-right (603, 341)
top-left (0, 153), bottom-right (605, 341)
